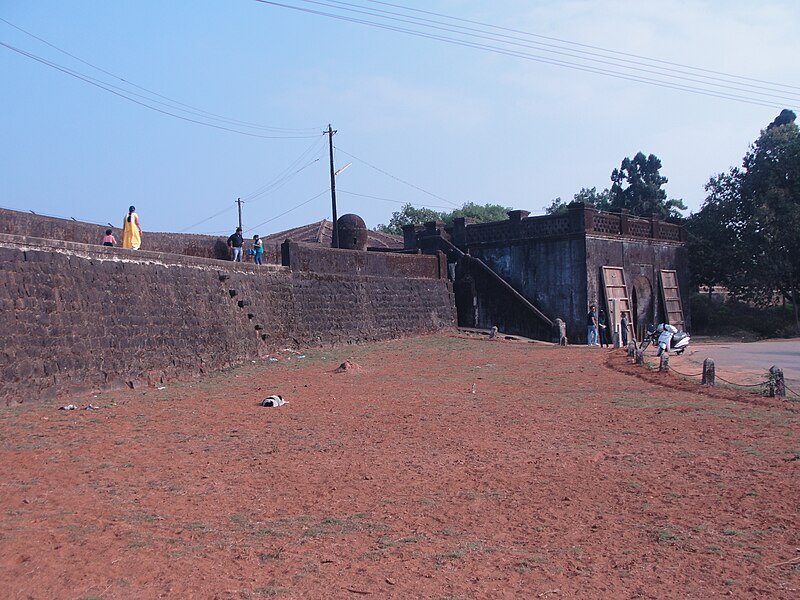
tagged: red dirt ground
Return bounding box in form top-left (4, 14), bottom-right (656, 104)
top-left (1, 335), bottom-right (798, 599)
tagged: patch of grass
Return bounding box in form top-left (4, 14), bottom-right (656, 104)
top-left (230, 512), bottom-right (250, 527)
top-left (126, 510), bottom-right (164, 524)
top-left (303, 514), bottom-right (384, 538)
top-left (705, 544), bottom-right (722, 555)
top-left (252, 585), bottom-right (293, 597)
top-left (651, 527), bottom-right (681, 544)
top-left (436, 540), bottom-right (491, 563)
top-left (744, 490), bottom-right (758, 497)
top-left (722, 528), bottom-right (741, 536)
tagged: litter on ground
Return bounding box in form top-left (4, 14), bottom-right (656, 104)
top-left (260, 395), bottom-right (287, 407)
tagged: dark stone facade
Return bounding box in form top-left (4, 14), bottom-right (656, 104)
top-left (405, 203), bottom-right (689, 343)
top-left (0, 234), bottom-right (455, 404)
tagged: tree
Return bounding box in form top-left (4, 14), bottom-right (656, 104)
top-left (574, 187), bottom-right (612, 211)
top-left (543, 197), bottom-right (568, 215)
top-left (376, 202), bottom-right (512, 235)
top-left (609, 152), bottom-right (687, 219)
top-left (544, 188), bottom-right (611, 215)
top-left (690, 110), bottom-right (800, 327)
top-left (376, 204), bottom-right (445, 235)
top-left (685, 171), bottom-right (741, 293)
top-left (446, 202), bottom-right (511, 223)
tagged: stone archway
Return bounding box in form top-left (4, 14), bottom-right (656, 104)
top-left (632, 275), bottom-right (654, 341)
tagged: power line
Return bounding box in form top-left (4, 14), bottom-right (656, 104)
top-left (251, 0), bottom-right (799, 109)
top-left (336, 148), bottom-right (459, 207)
top-left (337, 189), bottom-right (454, 210)
top-left (359, 0), bottom-right (800, 93)
top-left (0, 41), bottom-right (323, 139)
top-left (245, 188), bottom-right (331, 233)
top-left (286, 0), bottom-right (800, 103)
top-left (0, 17), bottom-right (322, 135)
top-left (179, 204), bottom-right (238, 234)
top-left (241, 137), bottom-right (327, 202)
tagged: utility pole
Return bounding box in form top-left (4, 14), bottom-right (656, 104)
top-left (236, 197), bottom-right (243, 231)
top-left (326, 124), bottom-right (339, 248)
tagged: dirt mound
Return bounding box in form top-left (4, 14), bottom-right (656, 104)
top-left (333, 359), bottom-right (362, 373)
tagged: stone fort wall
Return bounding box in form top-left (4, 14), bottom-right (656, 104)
top-left (0, 234), bottom-right (455, 404)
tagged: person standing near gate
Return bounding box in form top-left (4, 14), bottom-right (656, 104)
top-left (620, 312), bottom-right (630, 347)
top-left (587, 304), bottom-right (599, 347)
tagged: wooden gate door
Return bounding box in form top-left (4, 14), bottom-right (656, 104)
top-left (659, 270), bottom-right (685, 330)
top-left (601, 266), bottom-right (635, 343)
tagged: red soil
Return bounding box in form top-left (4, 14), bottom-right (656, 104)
top-left (1, 335), bottom-right (798, 599)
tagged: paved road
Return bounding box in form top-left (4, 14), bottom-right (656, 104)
top-left (679, 338), bottom-right (800, 393)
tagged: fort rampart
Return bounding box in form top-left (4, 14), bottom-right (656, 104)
top-left (0, 233), bottom-right (455, 404)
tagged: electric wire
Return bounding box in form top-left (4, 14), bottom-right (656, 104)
top-left (252, 0), bottom-right (799, 109)
top-left (335, 148), bottom-right (459, 207)
top-left (357, 0), bottom-right (800, 94)
top-left (337, 189), bottom-right (454, 210)
top-left (281, 0), bottom-right (800, 104)
top-left (179, 205), bottom-right (238, 234)
top-left (244, 188), bottom-right (331, 233)
top-left (0, 17), bottom-right (321, 134)
top-left (0, 41), bottom-right (322, 139)
top-left (180, 139), bottom-right (325, 232)
top-left (241, 137), bottom-right (327, 202)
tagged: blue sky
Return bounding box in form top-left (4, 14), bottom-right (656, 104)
top-left (2, 1), bottom-right (799, 237)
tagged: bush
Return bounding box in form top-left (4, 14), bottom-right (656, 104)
top-left (689, 293), bottom-right (797, 339)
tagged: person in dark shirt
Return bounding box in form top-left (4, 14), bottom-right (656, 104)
top-left (620, 312), bottom-right (630, 347)
top-left (587, 304), bottom-right (598, 347)
top-left (598, 309), bottom-right (610, 348)
top-left (227, 227), bottom-right (244, 262)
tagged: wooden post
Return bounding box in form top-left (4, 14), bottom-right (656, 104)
top-left (659, 352), bottom-right (669, 372)
top-left (635, 349), bottom-right (644, 365)
top-left (769, 366), bottom-right (785, 398)
top-left (702, 358), bottom-right (715, 386)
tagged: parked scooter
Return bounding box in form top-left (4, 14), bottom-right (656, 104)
top-left (640, 323), bottom-right (691, 355)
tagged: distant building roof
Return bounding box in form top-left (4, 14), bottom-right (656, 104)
top-left (259, 219), bottom-right (402, 249)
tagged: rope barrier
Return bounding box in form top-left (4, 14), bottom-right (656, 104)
top-left (667, 367), bottom-right (703, 378)
top-left (711, 374), bottom-right (767, 389)
top-left (635, 349), bottom-right (798, 398)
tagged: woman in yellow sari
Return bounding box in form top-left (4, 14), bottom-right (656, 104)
top-left (122, 205), bottom-right (142, 249)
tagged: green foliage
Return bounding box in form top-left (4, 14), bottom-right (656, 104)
top-left (609, 152), bottom-right (687, 218)
top-left (376, 202), bottom-right (512, 235)
top-left (446, 202), bottom-right (510, 223)
top-left (544, 188), bottom-right (613, 215)
top-left (689, 109), bottom-right (800, 326)
top-left (686, 171), bottom-right (741, 290)
top-left (543, 197), bottom-right (568, 215)
top-left (375, 203), bottom-right (443, 235)
top-left (689, 293), bottom-right (797, 339)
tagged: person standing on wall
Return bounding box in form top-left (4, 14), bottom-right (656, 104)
top-left (122, 206), bottom-right (142, 250)
top-left (587, 304), bottom-right (599, 347)
top-left (620, 311), bottom-right (630, 347)
top-left (227, 227), bottom-right (244, 262)
top-left (252, 234), bottom-right (263, 266)
top-left (598, 309), bottom-right (610, 348)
